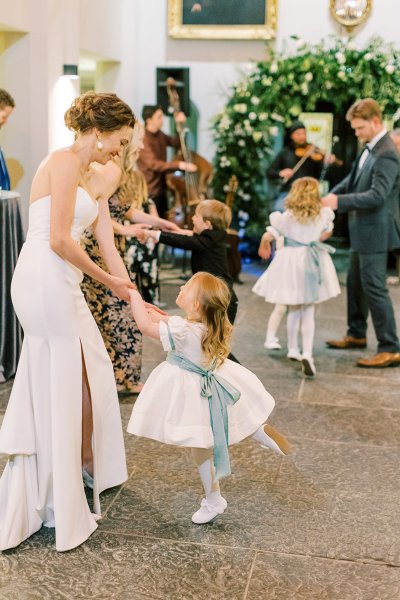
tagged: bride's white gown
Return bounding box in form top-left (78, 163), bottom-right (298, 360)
top-left (0, 187), bottom-right (128, 552)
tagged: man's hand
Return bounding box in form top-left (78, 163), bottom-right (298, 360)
top-left (178, 161), bottom-right (197, 173)
top-left (321, 193), bottom-right (338, 210)
top-left (279, 168), bottom-right (294, 180)
top-left (174, 111), bottom-right (186, 124)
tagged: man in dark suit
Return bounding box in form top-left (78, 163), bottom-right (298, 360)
top-left (0, 89), bottom-right (15, 190)
top-left (323, 98), bottom-right (400, 368)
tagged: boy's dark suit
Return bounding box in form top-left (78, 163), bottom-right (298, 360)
top-left (159, 229), bottom-right (238, 324)
top-left (331, 132), bottom-right (400, 353)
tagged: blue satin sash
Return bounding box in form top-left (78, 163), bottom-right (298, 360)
top-left (284, 237), bottom-right (335, 303)
top-left (166, 327), bottom-right (240, 480)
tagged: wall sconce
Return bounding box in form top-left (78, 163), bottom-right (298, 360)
top-left (63, 64), bottom-right (79, 79)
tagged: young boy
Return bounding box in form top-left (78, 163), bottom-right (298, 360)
top-left (143, 199), bottom-right (239, 326)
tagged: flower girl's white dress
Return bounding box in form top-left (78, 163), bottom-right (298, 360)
top-left (253, 208), bottom-right (340, 305)
top-left (128, 316), bottom-right (275, 447)
top-left (0, 188), bottom-right (127, 552)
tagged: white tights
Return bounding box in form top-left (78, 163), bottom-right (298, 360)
top-left (287, 304), bottom-right (315, 357)
top-left (266, 304), bottom-right (286, 342)
top-left (191, 448), bottom-right (222, 504)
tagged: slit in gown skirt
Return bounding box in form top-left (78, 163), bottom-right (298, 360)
top-left (0, 188), bottom-right (128, 552)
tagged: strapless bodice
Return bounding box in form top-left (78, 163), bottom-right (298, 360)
top-left (26, 187), bottom-right (98, 243)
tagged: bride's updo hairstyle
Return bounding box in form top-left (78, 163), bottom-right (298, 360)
top-left (64, 91), bottom-right (136, 134)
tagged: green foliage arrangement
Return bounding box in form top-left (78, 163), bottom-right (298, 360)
top-left (211, 36), bottom-right (400, 234)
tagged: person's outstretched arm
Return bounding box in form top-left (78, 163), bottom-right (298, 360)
top-left (129, 289), bottom-right (168, 339)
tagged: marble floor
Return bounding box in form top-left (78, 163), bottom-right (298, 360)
top-left (0, 259), bottom-right (400, 599)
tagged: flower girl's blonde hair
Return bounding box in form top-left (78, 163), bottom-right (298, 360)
top-left (189, 272), bottom-right (232, 367)
top-left (285, 177), bottom-right (322, 223)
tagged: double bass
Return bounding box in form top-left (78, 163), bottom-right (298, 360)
top-left (164, 77), bottom-right (213, 228)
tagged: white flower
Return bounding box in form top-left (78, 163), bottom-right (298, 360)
top-left (386, 64), bottom-right (395, 74)
top-left (219, 156), bottom-right (231, 168)
top-left (269, 126), bottom-right (279, 137)
top-left (335, 52), bottom-right (346, 64)
top-left (325, 81), bottom-right (333, 89)
top-left (337, 70), bottom-right (346, 80)
top-left (364, 52), bottom-right (373, 60)
top-left (219, 114), bottom-right (231, 130)
top-left (289, 105), bottom-right (301, 116)
top-left (252, 131), bottom-right (263, 142)
top-left (305, 72), bottom-right (313, 82)
top-left (233, 103), bottom-right (247, 114)
top-left (300, 83), bottom-right (309, 94)
top-left (270, 63), bottom-right (278, 73)
top-left (238, 139), bottom-right (246, 147)
top-left (261, 76), bottom-right (272, 86)
top-left (249, 111), bottom-right (257, 120)
top-left (251, 96), bottom-right (260, 105)
top-left (347, 41), bottom-right (358, 51)
top-left (259, 112), bottom-right (269, 121)
top-left (271, 112), bottom-right (285, 122)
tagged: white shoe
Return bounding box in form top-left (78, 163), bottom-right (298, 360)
top-left (82, 468), bottom-right (94, 489)
top-left (287, 349), bottom-right (302, 361)
top-left (254, 424), bottom-right (290, 456)
top-left (264, 338), bottom-right (281, 350)
top-left (302, 356), bottom-right (316, 377)
top-left (191, 496), bottom-right (227, 524)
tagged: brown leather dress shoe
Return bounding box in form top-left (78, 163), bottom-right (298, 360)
top-left (326, 336), bottom-right (367, 349)
top-left (357, 352), bottom-right (400, 368)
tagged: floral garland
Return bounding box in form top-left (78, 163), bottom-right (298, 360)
top-left (211, 36), bottom-right (400, 235)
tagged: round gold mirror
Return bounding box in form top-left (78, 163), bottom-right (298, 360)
top-left (330, 0), bottom-right (372, 29)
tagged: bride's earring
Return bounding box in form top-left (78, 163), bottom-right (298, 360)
top-left (97, 137), bottom-right (103, 151)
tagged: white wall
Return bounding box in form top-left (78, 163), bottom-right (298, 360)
top-left (0, 0), bottom-right (398, 229)
top-left (133, 0), bottom-right (400, 160)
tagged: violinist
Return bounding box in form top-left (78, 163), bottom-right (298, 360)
top-left (137, 105), bottom-right (197, 218)
top-left (267, 120), bottom-right (336, 211)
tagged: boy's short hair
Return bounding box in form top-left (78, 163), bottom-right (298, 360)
top-left (197, 199), bottom-right (232, 231)
top-left (141, 104), bottom-right (163, 123)
top-left (0, 89), bottom-right (15, 109)
top-left (346, 98), bottom-right (382, 122)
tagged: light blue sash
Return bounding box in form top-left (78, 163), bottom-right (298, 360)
top-left (166, 327), bottom-right (240, 480)
top-left (284, 237), bottom-right (335, 304)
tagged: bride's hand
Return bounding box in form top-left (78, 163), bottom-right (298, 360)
top-left (109, 276), bottom-right (136, 301)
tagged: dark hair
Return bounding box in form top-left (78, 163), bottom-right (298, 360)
top-left (64, 91), bottom-right (136, 133)
top-left (0, 89), bottom-right (15, 109)
top-left (142, 105), bottom-right (163, 123)
top-left (346, 98), bottom-right (382, 122)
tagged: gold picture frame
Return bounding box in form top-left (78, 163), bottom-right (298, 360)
top-left (168, 0), bottom-right (278, 41)
top-left (330, 0), bottom-right (372, 29)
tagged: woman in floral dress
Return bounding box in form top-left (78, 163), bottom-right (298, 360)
top-left (81, 123), bottom-right (179, 393)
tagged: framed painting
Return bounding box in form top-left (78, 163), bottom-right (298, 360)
top-left (168, 0), bottom-right (278, 40)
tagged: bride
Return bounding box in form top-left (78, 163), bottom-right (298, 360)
top-left (0, 91), bottom-right (136, 552)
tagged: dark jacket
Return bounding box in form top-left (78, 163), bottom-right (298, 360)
top-left (159, 229), bottom-right (234, 289)
top-left (332, 133), bottom-right (400, 253)
top-left (267, 145), bottom-right (323, 192)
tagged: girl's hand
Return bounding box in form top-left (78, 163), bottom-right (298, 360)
top-left (258, 239), bottom-right (271, 260)
top-left (109, 276), bottom-right (136, 301)
top-left (144, 301), bottom-right (168, 316)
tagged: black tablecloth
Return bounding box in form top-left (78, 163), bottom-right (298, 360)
top-left (0, 192), bottom-right (24, 382)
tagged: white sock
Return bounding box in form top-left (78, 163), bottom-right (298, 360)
top-left (287, 307), bottom-right (302, 352)
top-left (300, 304), bottom-right (315, 358)
top-left (266, 304), bottom-right (286, 342)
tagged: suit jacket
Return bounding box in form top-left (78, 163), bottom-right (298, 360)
top-left (159, 229), bottom-right (234, 289)
top-left (331, 133), bottom-right (400, 253)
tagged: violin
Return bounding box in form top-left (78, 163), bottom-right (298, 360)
top-left (294, 144), bottom-right (324, 162)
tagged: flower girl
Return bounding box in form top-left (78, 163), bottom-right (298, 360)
top-left (253, 177), bottom-right (340, 376)
top-left (127, 272), bottom-right (289, 524)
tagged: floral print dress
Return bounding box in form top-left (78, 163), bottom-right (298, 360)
top-left (81, 191), bottom-right (142, 392)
